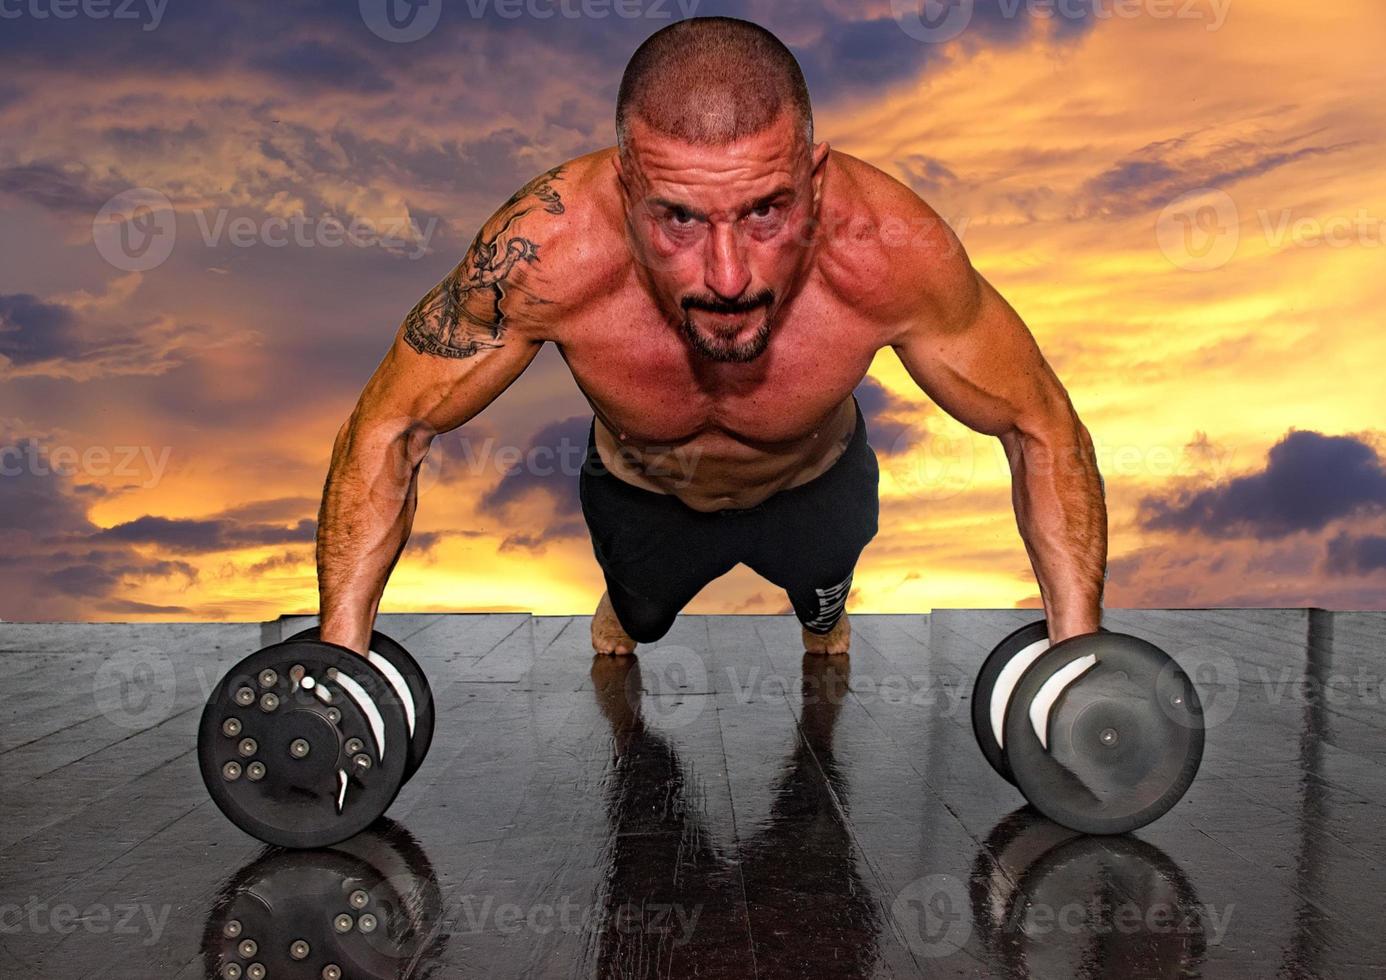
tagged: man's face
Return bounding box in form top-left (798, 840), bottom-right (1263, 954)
top-left (616, 112), bottom-right (829, 363)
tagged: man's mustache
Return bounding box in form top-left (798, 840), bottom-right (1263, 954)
top-left (681, 289), bottom-right (775, 315)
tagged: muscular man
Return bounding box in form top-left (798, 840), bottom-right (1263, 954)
top-left (316, 16), bottom-right (1107, 658)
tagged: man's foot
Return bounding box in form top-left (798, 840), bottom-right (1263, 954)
top-left (803, 614), bottom-right (851, 655)
top-left (592, 590), bottom-right (638, 656)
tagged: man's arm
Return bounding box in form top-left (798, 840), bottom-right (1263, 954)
top-left (316, 166), bottom-right (569, 653)
top-left (888, 219), bottom-right (1107, 641)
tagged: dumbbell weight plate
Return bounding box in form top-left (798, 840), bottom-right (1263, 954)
top-left (204, 847), bottom-right (412, 980)
top-left (202, 821), bottom-right (445, 980)
top-left (288, 627), bottom-right (435, 782)
top-left (970, 810), bottom-right (1203, 974)
top-left (971, 620), bottom-right (1052, 785)
top-left (1007, 834), bottom-right (1203, 976)
top-left (198, 640), bottom-right (410, 849)
top-left (1003, 632), bottom-right (1204, 835)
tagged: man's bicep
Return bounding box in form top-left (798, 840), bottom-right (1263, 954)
top-left (892, 271), bottom-right (1069, 439)
top-left (354, 252), bottom-right (544, 436)
top-left (379, 324), bottom-right (543, 435)
top-left (355, 165), bottom-right (571, 434)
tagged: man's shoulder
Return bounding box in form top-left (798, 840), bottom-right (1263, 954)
top-left (816, 150), bottom-right (976, 334)
top-left (474, 149), bottom-right (628, 329)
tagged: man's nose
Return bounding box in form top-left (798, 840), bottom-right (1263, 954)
top-left (703, 223), bottom-right (751, 300)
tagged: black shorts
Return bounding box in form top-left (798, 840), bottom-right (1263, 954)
top-left (579, 397), bottom-right (880, 643)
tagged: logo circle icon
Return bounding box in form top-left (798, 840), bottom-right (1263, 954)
top-left (891, 874), bottom-right (971, 958)
top-left (886, 424), bottom-right (977, 502)
top-left (1156, 189), bottom-right (1240, 272)
top-left (360, 0), bottom-right (443, 43)
top-left (94, 649), bottom-right (178, 731)
top-left (92, 188), bottom-right (176, 273)
top-left (892, 0), bottom-right (975, 43)
top-left (627, 645), bottom-right (708, 731)
top-left (1164, 644), bottom-right (1240, 730)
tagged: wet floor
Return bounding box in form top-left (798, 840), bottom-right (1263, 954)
top-left (1, 609), bottom-right (1383, 977)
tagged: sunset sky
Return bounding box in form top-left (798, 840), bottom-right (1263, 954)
top-left (1, 0), bottom-right (1383, 622)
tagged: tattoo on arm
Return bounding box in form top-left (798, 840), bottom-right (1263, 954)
top-left (404, 166), bottom-right (566, 359)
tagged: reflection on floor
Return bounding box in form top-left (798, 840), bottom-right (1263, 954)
top-left (2, 610), bottom-right (1383, 978)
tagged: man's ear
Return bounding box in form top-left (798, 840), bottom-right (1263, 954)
top-left (810, 140), bottom-right (831, 207)
top-left (612, 150), bottom-right (632, 200)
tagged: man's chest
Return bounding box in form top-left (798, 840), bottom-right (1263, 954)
top-left (556, 291), bottom-right (881, 447)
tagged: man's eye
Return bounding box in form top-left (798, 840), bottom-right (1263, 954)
top-left (668, 209), bottom-right (695, 226)
top-left (750, 205), bottom-right (775, 219)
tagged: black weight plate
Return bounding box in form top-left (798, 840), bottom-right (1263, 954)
top-left (198, 640), bottom-right (410, 849)
top-left (202, 821), bottom-right (446, 980)
top-left (1008, 834), bottom-right (1205, 978)
top-left (204, 847), bottom-right (411, 979)
top-left (289, 627), bottom-right (435, 782)
top-left (971, 620), bottom-right (1052, 785)
top-left (1004, 632), bottom-right (1204, 835)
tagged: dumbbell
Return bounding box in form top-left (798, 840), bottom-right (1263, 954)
top-left (971, 620), bottom-right (1204, 834)
top-left (197, 628), bottom-right (435, 849)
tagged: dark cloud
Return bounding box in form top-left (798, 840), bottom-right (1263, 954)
top-left (101, 121), bottom-right (210, 154)
top-left (0, 3), bottom-right (252, 74)
top-left (244, 550), bottom-right (310, 578)
top-left (475, 414), bottom-right (592, 552)
top-left (102, 597), bottom-right (193, 615)
top-left (479, 414), bottom-right (590, 517)
top-left (897, 154), bottom-right (958, 195)
top-left (249, 41), bottom-right (395, 95)
top-left (1138, 430), bottom-right (1386, 539)
top-left (1078, 135), bottom-right (1352, 219)
top-left (497, 519), bottom-right (587, 554)
top-left (0, 293), bottom-right (83, 365)
top-left (0, 160), bottom-right (130, 215)
top-left (325, 124), bottom-right (545, 200)
top-left (0, 287), bottom-right (215, 380)
top-left (94, 515), bottom-right (316, 553)
top-left (46, 556), bottom-right (197, 599)
top-left (854, 377), bottom-right (925, 454)
top-left (1324, 530), bottom-right (1386, 576)
top-left (0, 438), bottom-right (98, 533)
top-left (0, 435), bottom-right (208, 616)
top-left (796, 15), bottom-right (951, 95)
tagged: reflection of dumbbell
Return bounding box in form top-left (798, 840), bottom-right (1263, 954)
top-left (971, 620), bottom-right (1204, 834)
top-left (202, 820), bottom-right (445, 980)
top-left (197, 629), bottom-right (435, 849)
top-left (969, 810), bottom-right (1205, 974)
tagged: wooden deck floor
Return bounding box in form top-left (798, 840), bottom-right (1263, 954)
top-left (1, 609), bottom-right (1383, 978)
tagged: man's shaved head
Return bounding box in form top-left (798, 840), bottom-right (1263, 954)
top-left (616, 17), bottom-right (813, 154)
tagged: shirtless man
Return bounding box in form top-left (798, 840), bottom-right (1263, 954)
top-left (316, 16), bottom-right (1107, 658)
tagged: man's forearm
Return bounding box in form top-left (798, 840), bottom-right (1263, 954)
top-left (1000, 418), bottom-right (1108, 642)
top-left (316, 415), bottom-right (427, 654)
